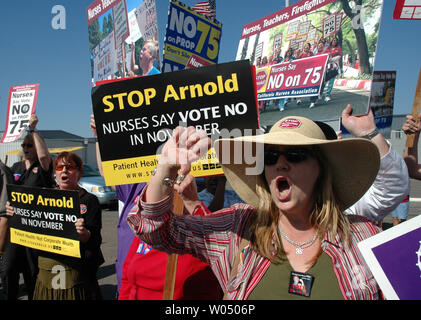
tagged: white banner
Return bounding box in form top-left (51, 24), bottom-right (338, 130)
top-left (1, 84), bottom-right (39, 143)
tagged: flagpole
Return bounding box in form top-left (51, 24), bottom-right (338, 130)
top-left (286, 0), bottom-right (290, 6)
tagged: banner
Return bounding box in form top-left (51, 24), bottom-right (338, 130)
top-left (358, 214), bottom-right (421, 300)
top-left (91, 60), bottom-right (259, 186)
top-left (1, 84), bottom-right (39, 143)
top-left (340, 70), bottom-right (396, 138)
top-left (7, 185), bottom-right (81, 258)
top-left (162, 0), bottom-right (222, 73)
top-left (256, 54), bottom-right (329, 100)
top-left (236, 0), bottom-right (384, 121)
top-left (393, 0), bottom-right (421, 20)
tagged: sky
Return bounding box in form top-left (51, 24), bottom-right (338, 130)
top-left (0, 0), bottom-right (420, 138)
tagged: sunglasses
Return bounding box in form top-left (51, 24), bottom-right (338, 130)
top-left (21, 143), bottom-right (34, 148)
top-left (264, 148), bottom-right (312, 166)
top-left (55, 164), bottom-right (78, 172)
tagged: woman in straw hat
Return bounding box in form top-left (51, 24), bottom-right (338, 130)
top-left (127, 112), bottom-right (383, 300)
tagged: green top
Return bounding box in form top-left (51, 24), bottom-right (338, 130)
top-left (248, 252), bottom-right (344, 300)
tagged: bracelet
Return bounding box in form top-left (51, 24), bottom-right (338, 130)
top-left (152, 167), bottom-right (185, 187)
top-left (361, 129), bottom-right (379, 140)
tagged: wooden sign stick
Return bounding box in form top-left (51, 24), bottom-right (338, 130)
top-left (162, 191), bottom-right (184, 300)
top-left (406, 68), bottom-right (421, 148)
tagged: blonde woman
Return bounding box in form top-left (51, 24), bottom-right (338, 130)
top-left (127, 114), bottom-right (382, 300)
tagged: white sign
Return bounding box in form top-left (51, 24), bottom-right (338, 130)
top-left (296, 21), bottom-right (311, 41)
top-left (125, 9), bottom-right (142, 44)
top-left (113, 0), bottom-right (130, 48)
top-left (286, 20), bottom-right (300, 41)
top-left (92, 31), bottom-right (118, 82)
top-left (135, 0), bottom-right (159, 40)
top-left (1, 84), bottom-right (39, 143)
top-left (323, 14), bottom-right (336, 38)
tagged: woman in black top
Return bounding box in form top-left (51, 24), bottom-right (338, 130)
top-left (3, 114), bottom-right (54, 300)
top-left (6, 152), bottom-right (104, 299)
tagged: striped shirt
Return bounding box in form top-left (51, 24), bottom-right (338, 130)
top-left (127, 191), bottom-right (382, 300)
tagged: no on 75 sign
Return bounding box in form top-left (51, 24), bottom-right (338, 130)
top-left (1, 84), bottom-right (39, 144)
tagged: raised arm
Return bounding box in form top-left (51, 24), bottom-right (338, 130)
top-left (90, 114), bottom-right (104, 177)
top-left (130, 42), bottom-right (139, 75)
top-left (29, 114), bottom-right (52, 171)
top-left (341, 104), bottom-right (389, 157)
top-left (342, 105), bottom-right (409, 221)
top-left (145, 126), bottom-right (210, 203)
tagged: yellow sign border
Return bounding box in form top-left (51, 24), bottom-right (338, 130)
top-left (102, 148), bottom-right (223, 185)
top-left (10, 227), bottom-right (81, 258)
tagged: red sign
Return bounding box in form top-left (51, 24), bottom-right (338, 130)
top-left (393, 0), bottom-right (421, 20)
top-left (185, 54), bottom-right (212, 69)
top-left (87, 0), bottom-right (121, 24)
top-left (256, 54), bottom-right (329, 100)
top-left (1, 84), bottom-right (40, 143)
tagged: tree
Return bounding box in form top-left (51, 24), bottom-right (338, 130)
top-left (102, 13), bottom-right (113, 38)
top-left (106, 13), bottom-right (114, 35)
top-left (340, 0), bottom-right (381, 75)
top-left (88, 20), bottom-right (101, 53)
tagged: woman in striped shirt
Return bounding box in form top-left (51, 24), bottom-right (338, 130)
top-left (128, 115), bottom-right (383, 300)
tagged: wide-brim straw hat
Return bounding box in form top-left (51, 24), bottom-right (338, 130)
top-left (214, 116), bottom-right (380, 210)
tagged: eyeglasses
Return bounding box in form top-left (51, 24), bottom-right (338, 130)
top-left (264, 148), bottom-right (312, 166)
top-left (21, 143), bottom-right (34, 148)
top-left (55, 164), bottom-right (78, 172)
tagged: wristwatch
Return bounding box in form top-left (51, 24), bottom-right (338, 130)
top-left (361, 129), bottom-right (379, 140)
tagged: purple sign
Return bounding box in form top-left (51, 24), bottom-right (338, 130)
top-left (372, 229), bottom-right (421, 299)
top-left (358, 214), bottom-right (421, 300)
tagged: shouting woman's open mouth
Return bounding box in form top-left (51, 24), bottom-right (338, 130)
top-left (276, 176), bottom-right (291, 201)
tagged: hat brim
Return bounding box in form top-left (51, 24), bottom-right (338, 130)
top-left (214, 131), bottom-right (380, 210)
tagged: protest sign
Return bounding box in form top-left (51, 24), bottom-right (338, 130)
top-left (393, 0), bottom-right (421, 20)
top-left (340, 70), bottom-right (396, 139)
top-left (236, 0), bottom-right (384, 123)
top-left (135, 0), bottom-right (159, 41)
top-left (112, 0), bottom-right (130, 49)
top-left (1, 84), bottom-right (39, 144)
top-left (358, 214), bottom-right (421, 300)
top-left (406, 68), bottom-right (421, 147)
top-left (7, 185), bottom-right (81, 258)
top-left (91, 60), bottom-right (259, 186)
top-left (256, 54), bottom-right (329, 100)
top-left (87, 0), bottom-right (160, 83)
top-left (125, 7), bottom-right (142, 44)
top-left (87, 0), bottom-right (125, 82)
top-left (162, 0), bottom-right (222, 73)
top-left (323, 13), bottom-right (337, 38)
top-left (92, 31), bottom-right (118, 82)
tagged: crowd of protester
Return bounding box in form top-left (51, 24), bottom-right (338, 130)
top-left (0, 37), bottom-right (418, 301)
